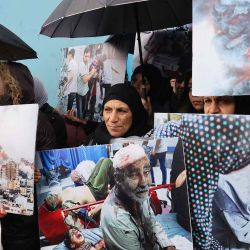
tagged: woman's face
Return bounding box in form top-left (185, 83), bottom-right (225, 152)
top-left (103, 100), bottom-right (133, 137)
top-left (132, 73), bottom-right (150, 97)
top-left (204, 96), bottom-right (235, 114)
top-left (188, 77), bottom-right (204, 111)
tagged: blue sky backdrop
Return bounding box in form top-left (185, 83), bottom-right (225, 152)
top-left (0, 0), bottom-right (133, 106)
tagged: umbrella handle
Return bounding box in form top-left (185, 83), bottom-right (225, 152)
top-left (134, 3), bottom-right (147, 99)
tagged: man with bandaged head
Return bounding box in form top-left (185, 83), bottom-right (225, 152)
top-left (101, 144), bottom-right (175, 250)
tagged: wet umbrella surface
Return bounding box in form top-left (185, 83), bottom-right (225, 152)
top-left (0, 24), bottom-right (37, 61)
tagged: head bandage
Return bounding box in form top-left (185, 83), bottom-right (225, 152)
top-left (113, 144), bottom-right (147, 169)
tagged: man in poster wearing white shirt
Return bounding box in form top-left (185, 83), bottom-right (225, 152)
top-left (77, 46), bottom-right (97, 119)
top-left (61, 48), bottom-right (78, 112)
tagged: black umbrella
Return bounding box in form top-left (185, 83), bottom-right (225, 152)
top-left (40, 0), bottom-right (191, 58)
top-left (105, 33), bottom-right (136, 54)
top-left (0, 24), bottom-right (37, 61)
top-left (40, 0), bottom-right (191, 96)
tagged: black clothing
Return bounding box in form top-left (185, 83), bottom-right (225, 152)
top-left (40, 103), bottom-right (67, 148)
top-left (85, 84), bottom-right (149, 145)
top-left (170, 138), bottom-right (191, 232)
top-left (36, 111), bottom-right (57, 150)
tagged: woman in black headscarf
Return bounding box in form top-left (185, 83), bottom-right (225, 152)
top-left (85, 83), bottom-right (150, 145)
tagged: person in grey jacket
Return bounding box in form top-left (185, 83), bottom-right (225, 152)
top-left (100, 144), bottom-right (175, 250)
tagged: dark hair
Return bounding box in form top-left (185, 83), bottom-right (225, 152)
top-left (174, 70), bottom-right (191, 112)
top-left (131, 64), bottom-right (165, 104)
top-left (84, 46), bottom-right (90, 55)
top-left (183, 70), bottom-right (192, 95)
top-left (7, 62), bottom-right (35, 104)
top-left (234, 95), bottom-right (250, 115)
top-left (176, 70), bottom-right (204, 113)
top-left (64, 230), bottom-right (72, 249)
top-left (68, 49), bottom-right (75, 57)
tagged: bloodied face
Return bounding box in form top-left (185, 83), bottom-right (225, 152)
top-left (69, 228), bottom-right (85, 248)
top-left (119, 157), bottom-right (151, 203)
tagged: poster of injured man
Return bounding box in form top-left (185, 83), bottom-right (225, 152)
top-left (154, 113), bottom-right (250, 249)
top-left (0, 104), bottom-right (38, 215)
top-left (57, 42), bottom-right (128, 122)
top-left (192, 0), bottom-right (250, 96)
top-left (36, 140), bottom-right (193, 250)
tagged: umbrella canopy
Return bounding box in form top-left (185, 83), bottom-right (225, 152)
top-left (40, 0), bottom-right (192, 38)
top-left (40, 0), bottom-right (191, 98)
top-left (0, 24), bottom-right (37, 61)
top-left (105, 33), bottom-right (136, 54)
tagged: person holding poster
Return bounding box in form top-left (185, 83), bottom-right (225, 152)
top-left (101, 144), bottom-right (175, 250)
top-left (0, 62), bottom-right (56, 250)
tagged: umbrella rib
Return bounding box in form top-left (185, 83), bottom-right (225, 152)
top-left (108, 0), bottom-right (148, 6)
top-left (96, 7), bottom-right (105, 36)
top-left (47, 17), bottom-right (65, 37)
top-left (42, 6), bottom-right (104, 29)
top-left (70, 14), bottom-right (82, 37)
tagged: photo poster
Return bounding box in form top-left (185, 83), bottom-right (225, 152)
top-left (0, 104), bottom-right (38, 215)
top-left (133, 25), bottom-right (192, 79)
top-left (154, 112), bottom-right (250, 249)
top-left (36, 140), bottom-right (193, 250)
top-left (193, 0), bottom-right (250, 96)
top-left (57, 42), bottom-right (128, 122)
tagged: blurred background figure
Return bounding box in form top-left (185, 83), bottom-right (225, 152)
top-left (177, 70), bottom-right (204, 113)
top-left (169, 72), bottom-right (185, 112)
top-left (33, 76), bottom-right (67, 148)
top-left (0, 61), bottom-right (56, 250)
top-left (132, 64), bottom-right (171, 114)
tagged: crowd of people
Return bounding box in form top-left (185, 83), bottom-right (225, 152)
top-left (59, 45), bottom-right (121, 122)
top-left (1, 45), bottom-right (250, 250)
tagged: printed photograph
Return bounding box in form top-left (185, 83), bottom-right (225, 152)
top-left (57, 42), bottom-right (128, 122)
top-left (193, 0), bottom-right (250, 95)
top-left (154, 113), bottom-right (250, 249)
top-left (212, 162), bottom-right (250, 249)
top-left (36, 140), bottom-right (193, 250)
top-left (133, 26), bottom-right (192, 79)
top-left (0, 104), bottom-right (38, 215)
